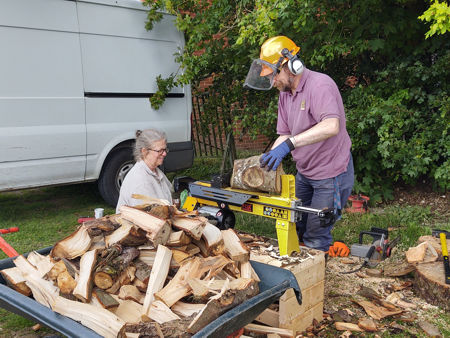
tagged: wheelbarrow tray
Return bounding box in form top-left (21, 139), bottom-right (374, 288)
top-left (0, 247), bottom-right (302, 337)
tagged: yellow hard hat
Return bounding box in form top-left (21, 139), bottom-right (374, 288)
top-left (259, 36), bottom-right (301, 76)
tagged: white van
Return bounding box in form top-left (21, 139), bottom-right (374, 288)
top-left (0, 0), bottom-right (193, 206)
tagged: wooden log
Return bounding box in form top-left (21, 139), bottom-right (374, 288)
top-left (222, 229), bottom-right (250, 263)
top-left (414, 261), bottom-right (450, 311)
top-left (26, 251), bottom-right (54, 278)
top-left (188, 279), bottom-right (259, 333)
top-left (335, 322), bottom-right (364, 332)
top-left (57, 270), bottom-right (77, 294)
top-left (73, 249), bottom-right (98, 303)
top-left (46, 260), bottom-right (67, 281)
top-left (53, 296), bottom-right (125, 337)
top-left (13, 255), bottom-right (59, 308)
top-left (131, 193), bottom-right (171, 206)
top-left (119, 285), bottom-right (145, 304)
top-left (93, 288), bottom-right (120, 309)
top-left (166, 231), bottom-right (192, 247)
top-left (230, 155), bottom-right (284, 194)
top-left (244, 324), bottom-right (293, 337)
top-left (171, 216), bottom-right (206, 240)
top-left (406, 242), bottom-right (428, 263)
top-left (83, 216), bottom-right (118, 237)
top-left (138, 249), bottom-right (179, 269)
top-left (142, 245), bottom-right (172, 317)
top-left (240, 261), bottom-right (260, 282)
top-left (105, 220), bottom-right (147, 247)
top-left (51, 225), bottom-right (92, 259)
top-left (0, 267), bottom-right (32, 296)
top-left (114, 300), bottom-right (142, 324)
top-left (172, 301), bottom-right (205, 317)
top-left (94, 246), bottom-right (139, 290)
top-left (201, 222), bottom-right (224, 255)
top-left (119, 206), bottom-right (171, 246)
top-left (155, 257), bottom-right (203, 307)
top-left (124, 320), bottom-right (193, 338)
top-left (134, 259), bottom-right (151, 284)
top-left (146, 300), bottom-right (180, 324)
top-left (106, 265), bottom-right (136, 294)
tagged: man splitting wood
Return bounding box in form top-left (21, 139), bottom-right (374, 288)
top-left (244, 36), bottom-right (354, 257)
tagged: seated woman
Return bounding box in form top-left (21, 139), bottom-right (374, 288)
top-left (116, 128), bottom-right (172, 213)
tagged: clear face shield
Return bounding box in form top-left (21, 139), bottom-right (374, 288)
top-left (244, 59), bottom-right (280, 91)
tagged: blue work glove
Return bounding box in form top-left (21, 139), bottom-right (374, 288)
top-left (260, 139), bottom-right (295, 171)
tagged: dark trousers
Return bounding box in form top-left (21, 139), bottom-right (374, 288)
top-left (295, 154), bottom-right (354, 251)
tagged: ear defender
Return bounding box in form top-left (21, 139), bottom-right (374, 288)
top-left (281, 48), bottom-right (304, 75)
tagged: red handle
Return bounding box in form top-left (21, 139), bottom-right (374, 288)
top-left (0, 227), bottom-right (19, 234)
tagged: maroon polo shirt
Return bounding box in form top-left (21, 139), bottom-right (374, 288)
top-left (276, 68), bottom-right (351, 179)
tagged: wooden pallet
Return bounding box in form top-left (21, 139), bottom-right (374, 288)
top-left (250, 248), bottom-right (325, 335)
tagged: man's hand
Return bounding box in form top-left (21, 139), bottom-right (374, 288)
top-left (328, 241), bottom-right (350, 257)
top-left (260, 139), bottom-right (295, 171)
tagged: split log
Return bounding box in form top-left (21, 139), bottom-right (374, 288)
top-left (119, 285), bottom-right (145, 304)
top-left (0, 267), bottom-right (32, 296)
top-left (73, 249), bottom-right (98, 302)
top-left (131, 194), bottom-right (171, 206)
top-left (124, 319), bottom-right (193, 338)
top-left (119, 206), bottom-right (171, 246)
top-left (240, 261), bottom-right (260, 282)
top-left (142, 245), bottom-right (172, 317)
top-left (155, 257), bottom-right (203, 307)
top-left (57, 270), bottom-right (77, 294)
top-left (83, 216), bottom-right (118, 236)
top-left (187, 278), bottom-right (259, 333)
top-left (414, 261), bottom-right (450, 311)
top-left (94, 246), bottom-right (139, 290)
top-left (199, 255), bottom-right (238, 280)
top-left (406, 242), bottom-right (427, 263)
top-left (146, 300), bottom-right (180, 324)
top-left (418, 235), bottom-right (450, 258)
top-left (200, 222), bottom-right (224, 255)
top-left (171, 216), bottom-right (206, 240)
top-left (172, 301), bottom-right (205, 317)
top-left (13, 255), bottom-right (59, 308)
top-left (106, 265), bottom-right (136, 294)
top-left (26, 251), bottom-right (54, 278)
top-left (222, 229), bottom-right (250, 262)
top-left (230, 155), bottom-right (284, 194)
top-left (93, 288), bottom-right (120, 309)
top-left (114, 300), bottom-right (142, 324)
top-left (166, 231), bottom-right (192, 247)
top-left (53, 296), bottom-right (125, 337)
top-left (105, 220), bottom-right (147, 247)
top-left (46, 260), bottom-right (67, 281)
top-left (134, 259), bottom-right (151, 284)
top-left (138, 249), bottom-right (179, 269)
top-left (244, 324), bottom-right (293, 337)
top-left (51, 225), bottom-right (92, 259)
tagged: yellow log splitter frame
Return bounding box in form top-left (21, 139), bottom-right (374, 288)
top-left (181, 175), bottom-right (335, 256)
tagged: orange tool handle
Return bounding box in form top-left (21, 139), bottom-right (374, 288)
top-left (0, 227), bottom-right (19, 234)
top-left (0, 236), bottom-right (19, 257)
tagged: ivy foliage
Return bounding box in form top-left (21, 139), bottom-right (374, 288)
top-left (143, 0), bottom-right (449, 200)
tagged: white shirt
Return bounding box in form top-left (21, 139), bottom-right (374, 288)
top-left (116, 160), bottom-right (173, 213)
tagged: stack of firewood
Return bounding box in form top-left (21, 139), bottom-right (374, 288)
top-left (1, 195), bottom-right (261, 337)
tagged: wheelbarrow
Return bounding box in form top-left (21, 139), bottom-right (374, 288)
top-left (0, 246), bottom-right (302, 337)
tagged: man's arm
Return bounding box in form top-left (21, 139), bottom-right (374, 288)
top-left (289, 117), bottom-right (339, 148)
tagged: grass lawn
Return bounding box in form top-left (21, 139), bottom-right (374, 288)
top-left (0, 156), bottom-right (448, 336)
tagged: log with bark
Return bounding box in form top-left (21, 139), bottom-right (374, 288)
top-left (414, 261), bottom-right (450, 311)
top-left (230, 155), bottom-right (284, 194)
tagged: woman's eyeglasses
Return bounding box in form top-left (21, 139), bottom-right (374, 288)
top-left (147, 148), bottom-right (169, 155)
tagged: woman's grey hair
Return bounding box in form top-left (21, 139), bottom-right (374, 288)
top-left (134, 128), bottom-right (167, 161)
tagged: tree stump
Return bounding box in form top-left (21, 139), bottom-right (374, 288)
top-left (230, 155), bottom-right (284, 194)
top-left (414, 262), bottom-right (450, 311)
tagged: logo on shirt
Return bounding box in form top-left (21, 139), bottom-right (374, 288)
top-left (300, 100), bottom-right (306, 110)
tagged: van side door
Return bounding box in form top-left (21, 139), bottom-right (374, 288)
top-left (0, 0), bottom-right (86, 190)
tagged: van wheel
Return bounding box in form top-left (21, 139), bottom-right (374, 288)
top-left (98, 147), bottom-right (134, 207)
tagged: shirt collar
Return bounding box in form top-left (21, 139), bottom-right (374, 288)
top-left (139, 160), bottom-right (161, 179)
top-left (295, 67), bottom-right (310, 94)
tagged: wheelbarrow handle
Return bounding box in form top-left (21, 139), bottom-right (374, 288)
top-left (0, 227), bottom-right (19, 235)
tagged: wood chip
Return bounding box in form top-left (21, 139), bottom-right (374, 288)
top-left (358, 318), bottom-right (378, 332)
top-left (354, 300), bottom-right (402, 320)
top-left (418, 320), bottom-right (442, 337)
top-left (365, 268), bottom-right (382, 277)
top-left (335, 322), bottom-right (363, 332)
